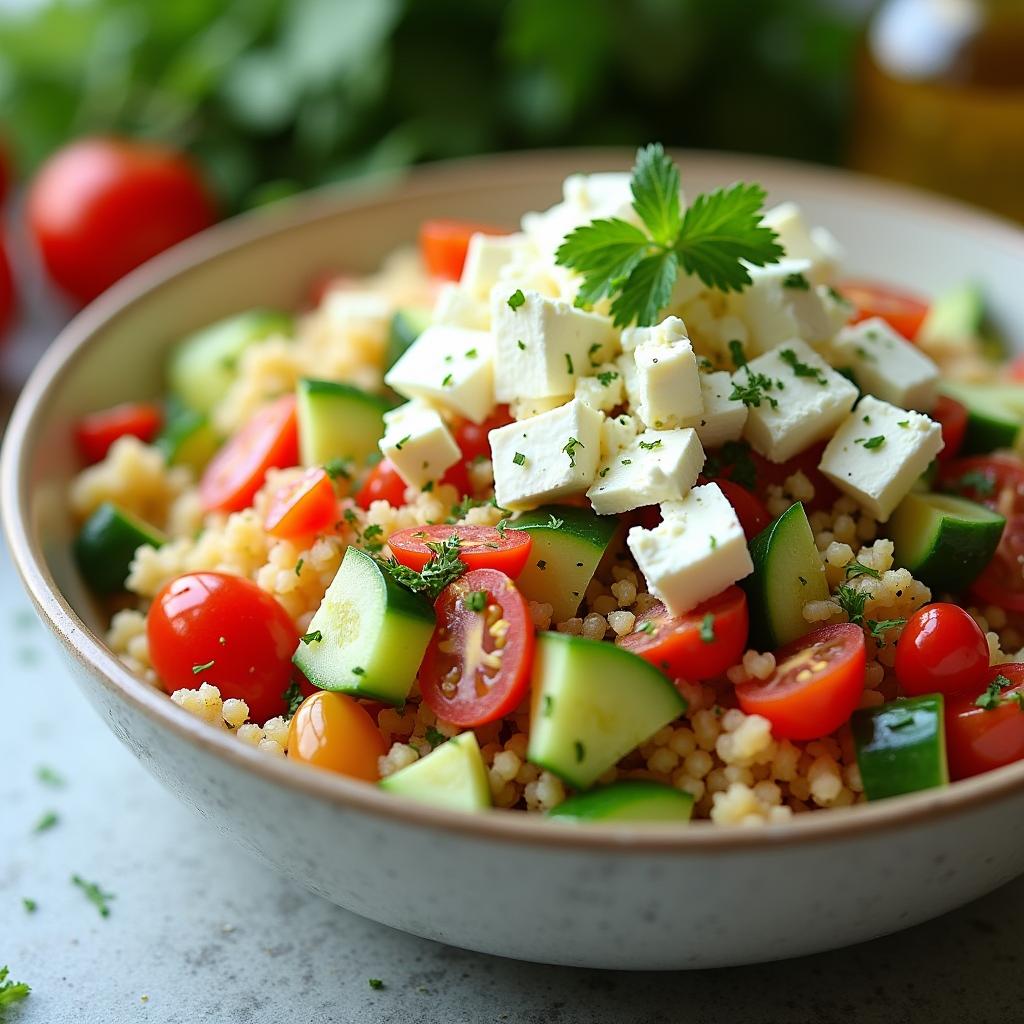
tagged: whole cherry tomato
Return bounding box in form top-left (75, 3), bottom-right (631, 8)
top-left (894, 603), bottom-right (990, 698)
top-left (75, 401), bottom-right (163, 464)
top-left (946, 663), bottom-right (1024, 781)
top-left (287, 691), bottom-right (386, 781)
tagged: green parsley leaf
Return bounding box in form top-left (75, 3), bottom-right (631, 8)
top-left (507, 289), bottom-right (526, 311)
top-left (611, 249), bottom-right (678, 328)
top-left (295, 558), bottom-right (304, 576)
top-left (638, 439), bottom-right (662, 451)
top-left (33, 811), bottom-right (58, 834)
top-left (282, 681), bottom-right (304, 718)
top-left (866, 618), bottom-right (906, 646)
top-left (36, 765), bottom-right (65, 788)
top-left (702, 439), bottom-right (758, 491)
top-left (976, 680), bottom-right (1006, 711)
top-left (323, 457), bottom-right (352, 481)
top-left (192, 659), bottom-right (215, 675)
top-left (565, 353), bottom-right (574, 374)
top-left (368, 978), bottom-right (384, 990)
top-left (730, 369), bottom-right (778, 409)
top-left (631, 141), bottom-right (682, 245)
top-left (442, 372), bottom-right (453, 387)
top-left (639, 621), bottom-right (656, 635)
top-left (562, 436), bottom-right (584, 467)
top-left (0, 966), bottom-right (30, 1007)
top-left (778, 347), bottom-right (827, 385)
top-left (394, 434), bottom-right (411, 451)
top-left (596, 370), bottom-right (619, 386)
top-left (464, 590), bottom-right (488, 612)
top-left (513, 451), bottom-right (526, 466)
top-left (700, 613), bottom-right (715, 644)
top-left (845, 560), bottom-right (881, 581)
top-left (352, 666), bottom-right (365, 676)
top-left (728, 339), bottom-right (747, 368)
top-left (517, 339), bottom-right (526, 351)
top-left (299, 630), bottom-right (323, 645)
top-left (783, 272), bottom-right (810, 290)
top-left (22, 898), bottom-right (37, 913)
top-left (855, 435), bottom-right (886, 450)
top-left (424, 726), bottom-right (446, 749)
top-left (381, 534), bottom-right (466, 600)
top-left (71, 874), bottom-right (114, 918)
top-left (546, 513), bottom-right (565, 529)
top-left (834, 583), bottom-right (868, 626)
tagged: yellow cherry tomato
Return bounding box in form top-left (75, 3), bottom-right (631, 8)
top-left (287, 691), bottom-right (387, 781)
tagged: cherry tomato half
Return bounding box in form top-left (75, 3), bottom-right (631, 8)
top-left (388, 524), bottom-right (532, 579)
top-left (264, 467), bottom-right (337, 539)
top-left (838, 280), bottom-right (930, 341)
top-left (895, 603), bottom-right (990, 698)
top-left (287, 691), bottom-right (386, 781)
top-left (971, 514), bottom-right (1024, 614)
top-left (200, 394), bottom-right (298, 513)
top-left (74, 401), bottom-right (163, 464)
top-left (699, 477), bottom-right (770, 540)
top-left (736, 623), bottom-right (866, 740)
top-left (419, 219), bottom-right (509, 281)
top-left (946, 664), bottom-right (1024, 781)
top-left (148, 571), bottom-right (298, 724)
top-left (0, 235), bottom-right (15, 342)
top-left (355, 459), bottom-right (408, 509)
top-left (618, 586), bottom-right (749, 682)
top-left (28, 137), bottom-right (217, 305)
top-left (930, 394), bottom-right (968, 463)
top-left (419, 568), bottom-right (534, 727)
top-left (939, 453), bottom-right (1024, 514)
top-left (453, 405), bottom-right (514, 463)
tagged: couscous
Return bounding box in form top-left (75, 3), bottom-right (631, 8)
top-left (70, 145), bottom-right (1024, 826)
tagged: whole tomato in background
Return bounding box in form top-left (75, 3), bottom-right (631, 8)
top-left (28, 137), bottom-right (217, 305)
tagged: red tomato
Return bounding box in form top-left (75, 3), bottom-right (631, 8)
top-left (0, 235), bottom-right (15, 340)
top-left (355, 459), bottom-right (408, 509)
top-left (946, 664), bottom-right (1024, 781)
top-left (440, 457), bottom-right (472, 498)
top-left (287, 691), bottom-right (386, 780)
top-left (419, 568), bottom-right (534, 727)
top-left (388, 524), bottom-right (532, 579)
top-left (453, 405), bottom-right (514, 463)
top-left (971, 514), bottom-right (1024, 613)
top-left (28, 137), bottom-right (217, 305)
top-left (705, 441), bottom-right (837, 513)
top-left (838, 280), bottom-right (930, 341)
top-left (700, 477), bottom-right (770, 539)
top-left (617, 587), bottom-right (749, 682)
top-left (1007, 355), bottom-right (1024, 383)
top-left (736, 623), bottom-right (865, 740)
top-left (75, 401), bottom-right (163, 464)
top-left (0, 136), bottom-right (12, 208)
top-left (930, 394), bottom-right (969, 462)
top-left (939, 453), bottom-right (1024, 514)
top-left (895, 603), bottom-right (990, 698)
top-left (419, 219), bottom-right (509, 281)
top-left (200, 395), bottom-right (298, 513)
top-left (263, 467), bottom-right (337, 539)
top-left (147, 571), bottom-right (298, 724)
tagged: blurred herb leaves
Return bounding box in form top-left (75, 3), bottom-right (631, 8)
top-left (0, 0), bottom-right (859, 212)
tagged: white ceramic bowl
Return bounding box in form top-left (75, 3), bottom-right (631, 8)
top-left (5, 150), bottom-right (1024, 970)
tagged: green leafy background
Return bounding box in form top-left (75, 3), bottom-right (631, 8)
top-left (0, 0), bottom-right (860, 213)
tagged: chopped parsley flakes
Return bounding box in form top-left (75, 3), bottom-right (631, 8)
top-left (464, 590), bottom-right (488, 612)
top-left (507, 289), bottom-right (526, 311)
top-left (597, 370), bottom-right (619, 387)
top-left (33, 811), bottom-right (58, 834)
top-left (562, 436), bottom-right (584, 467)
top-left (512, 451), bottom-right (526, 466)
top-left (299, 630), bottom-right (323, 645)
top-left (638, 439), bottom-right (662, 451)
top-left (191, 659), bottom-right (215, 675)
top-left (779, 347), bottom-right (826, 385)
top-left (855, 435), bottom-right (886, 450)
top-left (72, 874), bottom-right (114, 918)
top-left (700, 613), bottom-right (715, 644)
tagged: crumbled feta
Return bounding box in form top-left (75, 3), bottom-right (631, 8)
top-left (433, 283), bottom-right (489, 331)
top-left (601, 413), bottom-right (640, 458)
top-left (460, 233), bottom-right (529, 300)
top-left (510, 395), bottom-right (570, 420)
top-left (818, 395), bottom-right (944, 521)
top-left (762, 202), bottom-right (844, 284)
top-left (588, 428), bottom-right (705, 515)
top-left (575, 362), bottom-right (624, 412)
top-left (627, 483), bottom-right (754, 615)
top-left (696, 370), bottom-right (748, 449)
top-left (379, 402), bottom-right (461, 489)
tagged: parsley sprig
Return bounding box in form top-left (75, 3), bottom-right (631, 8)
top-left (382, 534), bottom-right (466, 599)
top-left (555, 143), bottom-right (783, 327)
top-left (0, 966), bottom-right (30, 1007)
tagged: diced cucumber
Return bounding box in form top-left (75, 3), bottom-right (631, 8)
top-left (511, 505), bottom-right (620, 622)
top-left (293, 547), bottom-right (434, 705)
top-left (528, 632), bottom-right (686, 789)
top-left (379, 732), bottom-right (491, 812)
top-left (154, 400), bottom-right (220, 473)
top-left (919, 281), bottom-right (1004, 362)
top-left (387, 307), bottom-right (432, 371)
top-left (939, 381), bottom-right (1024, 454)
top-left (889, 491), bottom-right (1005, 592)
top-left (167, 310), bottom-right (293, 414)
top-left (74, 502), bottom-right (165, 594)
top-left (296, 378), bottom-right (392, 470)
top-left (743, 502), bottom-right (828, 650)
top-left (548, 780), bottom-right (694, 823)
top-left (852, 694), bottom-right (948, 800)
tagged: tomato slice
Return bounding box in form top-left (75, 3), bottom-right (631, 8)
top-left (200, 395), bottom-right (298, 513)
top-left (419, 219), bottom-right (509, 281)
top-left (263, 467), bottom-right (337, 539)
top-left (946, 664), bottom-right (1024, 781)
top-left (894, 603), bottom-right (990, 698)
top-left (618, 586), bottom-right (749, 682)
top-left (698, 477), bottom-right (770, 540)
top-left (75, 401), bottom-right (163, 464)
top-left (928, 394), bottom-right (968, 463)
top-left (419, 568), bottom-right (534, 727)
top-left (1007, 355), bottom-right (1024, 383)
top-left (971, 513), bottom-right (1024, 613)
top-left (736, 623), bottom-right (866, 740)
top-left (355, 459), bottom-right (408, 509)
top-left (453, 405), bottom-right (514, 463)
top-left (838, 279), bottom-right (930, 341)
top-left (388, 524), bottom-right (532, 579)
top-left (939, 453), bottom-right (1024, 514)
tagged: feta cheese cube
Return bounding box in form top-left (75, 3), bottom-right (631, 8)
top-left (588, 428), bottom-right (705, 515)
top-left (575, 363), bottom-right (624, 412)
top-left (460, 233), bottom-right (528, 300)
top-left (762, 202), bottom-right (844, 284)
top-left (620, 317), bottom-right (702, 429)
top-left (491, 288), bottom-right (616, 401)
top-left (433, 283), bottom-right (489, 331)
top-left (510, 395), bottom-right (571, 420)
top-left (819, 395), bottom-right (944, 521)
top-left (627, 483), bottom-right (754, 616)
top-left (490, 398), bottom-right (603, 509)
top-left (601, 413), bottom-right (640, 458)
top-left (831, 317), bottom-right (939, 412)
top-left (385, 324), bottom-right (494, 424)
top-left (741, 338), bottom-right (858, 463)
top-left (696, 370), bottom-right (748, 449)
top-left (379, 403), bottom-right (461, 490)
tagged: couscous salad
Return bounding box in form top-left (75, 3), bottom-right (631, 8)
top-left (70, 145), bottom-right (1024, 825)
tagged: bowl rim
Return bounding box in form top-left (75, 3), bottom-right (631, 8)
top-left (5, 146), bottom-right (1024, 853)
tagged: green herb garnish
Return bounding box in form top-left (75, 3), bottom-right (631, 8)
top-left (845, 560), bottom-right (881, 581)
top-left (638, 439), bottom-right (662, 451)
top-left (778, 347), bottom-right (826, 385)
top-left (855, 435), bottom-right (886, 450)
top-left (33, 811), bottom-right (58, 834)
top-left (283, 682), bottom-right (305, 717)
top-left (834, 583), bottom-right (868, 626)
top-left (382, 533), bottom-right (466, 600)
top-left (0, 966), bottom-right (30, 1007)
top-left (700, 613), bottom-right (715, 644)
top-left (507, 289), bottom-right (526, 311)
top-left (464, 590), bottom-right (488, 612)
top-left (71, 875), bottom-right (114, 918)
top-left (562, 436), bottom-right (584, 467)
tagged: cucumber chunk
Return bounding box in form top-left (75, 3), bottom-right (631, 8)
top-left (75, 502), bottom-right (165, 594)
top-left (511, 505), bottom-right (620, 622)
top-left (154, 400), bottom-right (220, 472)
top-left (387, 308), bottom-right (432, 371)
top-left (528, 632), bottom-right (686, 789)
top-left (852, 694), bottom-right (948, 800)
top-left (549, 780), bottom-right (693, 823)
top-left (293, 547), bottom-right (434, 705)
top-left (379, 732), bottom-right (491, 812)
top-left (939, 381), bottom-right (1024, 454)
top-left (168, 310), bottom-right (293, 414)
top-left (296, 378), bottom-right (392, 470)
top-left (889, 491), bottom-right (1005, 592)
top-left (743, 502), bottom-right (828, 650)
top-left (919, 281), bottom-right (1004, 362)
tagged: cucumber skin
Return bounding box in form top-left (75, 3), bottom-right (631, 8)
top-left (940, 382), bottom-right (1021, 455)
top-left (296, 378), bottom-right (392, 468)
top-left (853, 695), bottom-right (948, 801)
top-left (387, 308), bottom-right (432, 371)
top-left (75, 502), bottom-right (164, 594)
top-left (549, 781), bottom-right (693, 823)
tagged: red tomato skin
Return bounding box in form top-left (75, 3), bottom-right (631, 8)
top-left (0, 235), bottom-right (15, 340)
top-left (895, 604), bottom-right (990, 698)
top-left (931, 395), bottom-right (968, 462)
top-left (946, 664), bottom-right (1024, 781)
top-left (971, 513), bottom-right (1024, 614)
top-left (839, 279), bottom-right (930, 340)
top-left (939, 453), bottom-right (1024, 513)
top-left (28, 137), bottom-right (217, 304)
top-left (75, 401), bottom-right (163, 464)
top-left (418, 568), bottom-right (534, 727)
top-left (1008, 355), bottom-right (1024, 383)
top-left (454, 405), bottom-right (514, 463)
top-left (355, 459), bottom-right (408, 509)
top-left (0, 136), bottom-right (12, 208)
top-left (200, 395), bottom-right (298, 513)
top-left (264, 467), bottom-right (337, 539)
top-left (419, 219), bottom-right (509, 281)
top-left (736, 623), bottom-right (865, 740)
top-left (147, 571), bottom-right (298, 724)
top-left (618, 587), bottom-right (749, 681)
top-left (388, 524), bottom-right (532, 578)
top-left (700, 477), bottom-right (770, 540)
